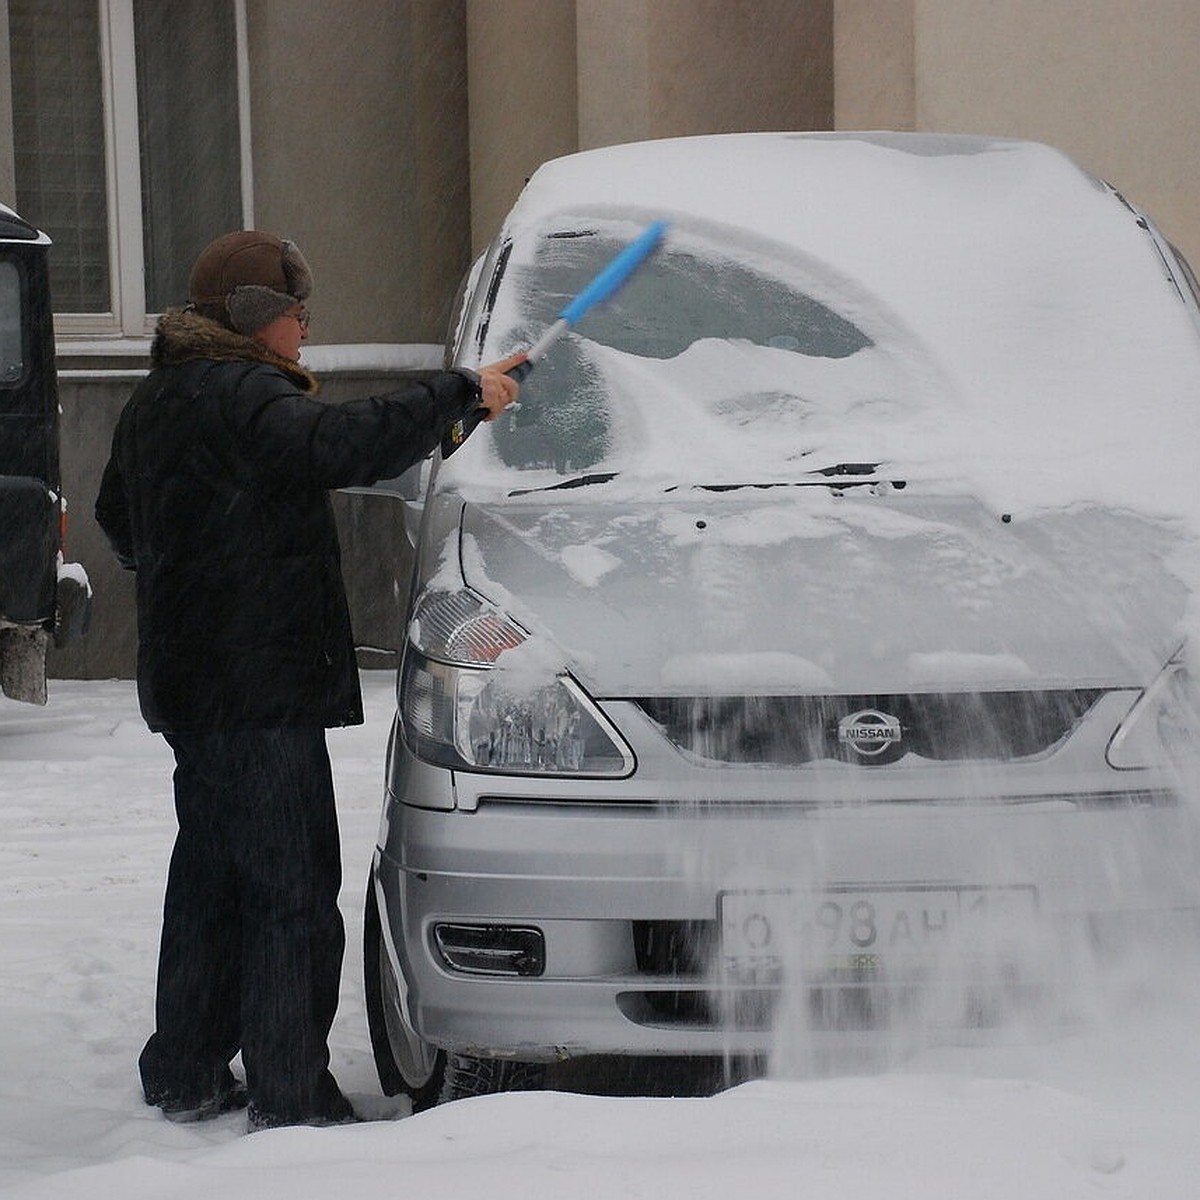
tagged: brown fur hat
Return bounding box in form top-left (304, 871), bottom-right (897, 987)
top-left (189, 231), bottom-right (313, 335)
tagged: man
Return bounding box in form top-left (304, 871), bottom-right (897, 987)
top-left (95, 231), bottom-right (518, 1130)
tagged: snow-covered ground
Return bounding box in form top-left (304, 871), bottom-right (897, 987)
top-left (3, 671), bottom-right (1200, 1199)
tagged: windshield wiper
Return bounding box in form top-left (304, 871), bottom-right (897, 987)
top-left (508, 471), bottom-right (619, 497)
top-left (670, 464), bottom-right (905, 494)
top-left (510, 464), bottom-right (902, 498)
top-left (812, 462), bottom-right (881, 476)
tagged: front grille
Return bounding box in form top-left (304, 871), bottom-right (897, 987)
top-left (635, 690), bottom-right (1103, 766)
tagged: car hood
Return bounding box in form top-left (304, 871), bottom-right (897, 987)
top-left (456, 489), bottom-right (1186, 697)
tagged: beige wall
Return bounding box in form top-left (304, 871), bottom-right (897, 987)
top-left (833, 0), bottom-right (914, 131)
top-left (643, 0), bottom-right (833, 140)
top-left (468, 0), bottom-right (833, 255)
top-left (915, 0), bottom-right (1200, 264)
top-left (247, 0), bottom-right (470, 346)
top-left (834, 0), bottom-right (1200, 265)
top-left (467, 0), bottom-right (579, 254)
top-left (575, 0), bottom-right (832, 148)
top-left (575, 0), bottom-right (655, 147)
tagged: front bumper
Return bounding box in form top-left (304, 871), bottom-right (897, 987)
top-left (374, 698), bottom-right (1200, 1060)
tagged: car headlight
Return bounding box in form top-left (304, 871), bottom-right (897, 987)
top-left (400, 589), bottom-right (634, 777)
top-left (1106, 649), bottom-right (1197, 770)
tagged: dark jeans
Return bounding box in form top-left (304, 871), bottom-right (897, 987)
top-left (139, 725), bottom-right (347, 1122)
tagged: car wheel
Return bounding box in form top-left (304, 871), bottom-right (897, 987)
top-left (439, 1052), bottom-right (547, 1103)
top-left (363, 880), bottom-right (445, 1112)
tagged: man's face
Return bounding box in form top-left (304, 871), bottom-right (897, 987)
top-left (255, 302), bottom-right (309, 361)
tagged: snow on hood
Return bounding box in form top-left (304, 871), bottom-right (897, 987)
top-left (457, 491), bottom-right (1185, 695)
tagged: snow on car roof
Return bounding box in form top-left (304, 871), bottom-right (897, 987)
top-left (445, 132), bottom-right (1200, 624)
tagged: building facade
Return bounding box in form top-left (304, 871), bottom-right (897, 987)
top-left (1, 0), bottom-right (1197, 678)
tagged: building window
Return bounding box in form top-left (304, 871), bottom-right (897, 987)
top-left (7, 0), bottom-right (250, 338)
top-left (9, 0), bottom-right (109, 314)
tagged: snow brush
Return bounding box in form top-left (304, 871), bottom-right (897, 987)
top-left (441, 218), bottom-right (669, 457)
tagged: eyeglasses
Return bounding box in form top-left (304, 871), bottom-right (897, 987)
top-left (292, 307), bottom-right (311, 330)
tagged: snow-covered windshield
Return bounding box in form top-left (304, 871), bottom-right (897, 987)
top-left (475, 225), bottom-right (891, 478)
top-left (445, 216), bottom-right (932, 492)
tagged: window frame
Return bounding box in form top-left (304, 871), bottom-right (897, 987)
top-left (51, 0), bottom-right (253, 343)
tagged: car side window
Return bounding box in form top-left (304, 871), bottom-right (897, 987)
top-left (0, 258), bottom-right (25, 386)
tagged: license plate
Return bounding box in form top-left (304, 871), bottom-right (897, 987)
top-left (719, 885), bottom-right (1038, 978)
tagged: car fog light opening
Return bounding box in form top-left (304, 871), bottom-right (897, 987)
top-left (1107, 656), bottom-right (1198, 769)
top-left (432, 923), bottom-right (546, 977)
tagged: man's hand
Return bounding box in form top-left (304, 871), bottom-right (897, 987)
top-left (476, 353), bottom-right (523, 420)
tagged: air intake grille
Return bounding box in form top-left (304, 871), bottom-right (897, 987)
top-left (635, 690), bottom-right (1103, 766)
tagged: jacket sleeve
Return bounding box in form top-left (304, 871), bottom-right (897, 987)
top-left (95, 432), bottom-right (136, 570)
top-left (225, 366), bottom-right (480, 489)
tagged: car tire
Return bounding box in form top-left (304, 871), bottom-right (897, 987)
top-left (549, 1053), bottom-right (736, 1098)
top-left (363, 880), bottom-right (446, 1112)
top-left (438, 1052), bottom-right (547, 1104)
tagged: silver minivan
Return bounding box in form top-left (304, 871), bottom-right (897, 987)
top-left (365, 132), bottom-right (1200, 1109)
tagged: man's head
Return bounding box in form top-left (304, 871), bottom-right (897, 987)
top-left (189, 231), bottom-right (313, 338)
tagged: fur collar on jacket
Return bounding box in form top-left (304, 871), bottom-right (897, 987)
top-left (151, 307), bottom-right (319, 394)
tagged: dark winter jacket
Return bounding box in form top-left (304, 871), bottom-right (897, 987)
top-left (95, 308), bottom-right (479, 733)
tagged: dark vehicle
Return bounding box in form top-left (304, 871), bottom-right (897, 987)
top-left (0, 202), bottom-right (90, 704)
